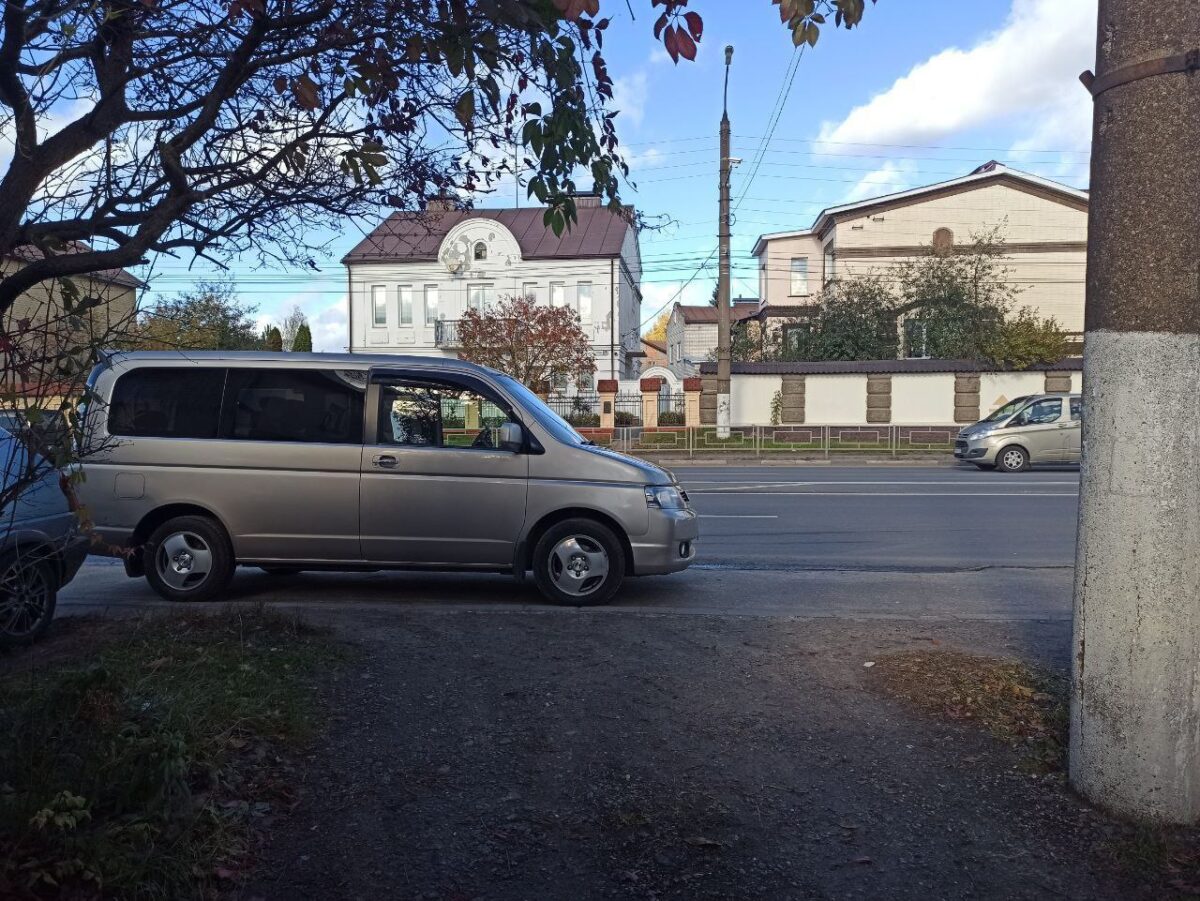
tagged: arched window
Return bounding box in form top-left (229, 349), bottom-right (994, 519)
top-left (932, 227), bottom-right (954, 255)
top-left (473, 241), bottom-right (488, 261)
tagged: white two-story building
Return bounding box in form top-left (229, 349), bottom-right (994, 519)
top-left (342, 196), bottom-right (643, 382)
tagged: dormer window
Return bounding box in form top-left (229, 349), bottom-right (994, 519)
top-left (473, 241), bottom-right (488, 261)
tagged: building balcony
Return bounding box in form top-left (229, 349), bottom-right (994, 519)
top-left (434, 319), bottom-right (462, 348)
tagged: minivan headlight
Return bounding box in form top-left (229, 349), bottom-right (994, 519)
top-left (645, 485), bottom-right (687, 510)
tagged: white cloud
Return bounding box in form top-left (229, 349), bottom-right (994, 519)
top-left (257, 290), bottom-right (348, 352)
top-left (840, 159), bottom-right (921, 203)
top-left (816, 0), bottom-right (1095, 159)
top-left (611, 70), bottom-right (649, 128)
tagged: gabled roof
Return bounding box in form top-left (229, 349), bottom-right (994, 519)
top-left (641, 337), bottom-right (666, 353)
top-left (8, 242), bottom-right (145, 289)
top-left (752, 162), bottom-right (1089, 256)
top-left (343, 204), bottom-right (633, 264)
top-left (673, 302), bottom-right (761, 325)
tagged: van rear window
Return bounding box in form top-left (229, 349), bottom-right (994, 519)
top-left (109, 368), bottom-right (225, 438)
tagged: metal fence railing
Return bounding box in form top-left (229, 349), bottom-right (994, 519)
top-left (572, 424), bottom-right (959, 458)
top-left (546, 392), bottom-right (602, 428)
top-left (613, 392), bottom-right (643, 428)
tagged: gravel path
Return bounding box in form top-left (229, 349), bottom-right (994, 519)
top-left (242, 609), bottom-right (1132, 900)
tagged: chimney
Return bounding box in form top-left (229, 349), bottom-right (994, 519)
top-left (426, 193), bottom-right (458, 212)
top-left (570, 191), bottom-right (603, 208)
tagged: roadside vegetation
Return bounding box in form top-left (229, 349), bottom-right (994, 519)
top-left (0, 607), bottom-right (345, 900)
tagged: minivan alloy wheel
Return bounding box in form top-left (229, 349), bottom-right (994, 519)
top-left (156, 531), bottom-right (214, 591)
top-left (0, 556), bottom-right (53, 640)
top-left (1000, 447), bottom-right (1029, 472)
top-left (548, 535), bottom-right (609, 598)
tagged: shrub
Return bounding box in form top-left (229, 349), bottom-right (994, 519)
top-left (566, 412), bottom-right (601, 428)
top-left (657, 411), bottom-right (685, 426)
top-left (614, 411), bottom-right (642, 427)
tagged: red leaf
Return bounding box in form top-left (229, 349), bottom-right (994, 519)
top-left (653, 11), bottom-right (669, 40)
top-left (676, 29), bottom-right (697, 61)
top-left (684, 11), bottom-right (703, 41)
top-left (663, 25), bottom-right (679, 63)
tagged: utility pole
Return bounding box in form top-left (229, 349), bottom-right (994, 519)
top-left (1070, 0), bottom-right (1200, 822)
top-left (716, 45), bottom-right (734, 439)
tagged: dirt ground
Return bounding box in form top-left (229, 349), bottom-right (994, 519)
top-left (239, 608), bottom-right (1140, 901)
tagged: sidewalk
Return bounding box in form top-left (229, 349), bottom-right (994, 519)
top-left (242, 609), bottom-right (1146, 900)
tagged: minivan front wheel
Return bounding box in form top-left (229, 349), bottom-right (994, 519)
top-left (145, 516), bottom-right (234, 603)
top-left (0, 550), bottom-right (57, 648)
top-left (533, 518), bottom-right (625, 607)
top-left (997, 445), bottom-right (1030, 473)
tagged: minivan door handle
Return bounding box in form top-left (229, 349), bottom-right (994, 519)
top-left (372, 454), bottom-right (399, 469)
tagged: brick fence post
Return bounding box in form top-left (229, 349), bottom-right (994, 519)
top-left (866, 375), bottom-right (892, 424)
top-left (954, 374), bottom-right (981, 423)
top-left (640, 377), bottom-right (662, 429)
top-left (598, 379), bottom-right (618, 430)
top-left (700, 375), bottom-right (717, 425)
top-left (683, 377), bottom-right (703, 427)
top-left (780, 375), bottom-right (806, 424)
top-left (1044, 370), bottom-right (1073, 393)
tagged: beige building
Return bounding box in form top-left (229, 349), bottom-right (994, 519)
top-left (2, 243), bottom-right (142, 398)
top-left (751, 161), bottom-right (1089, 344)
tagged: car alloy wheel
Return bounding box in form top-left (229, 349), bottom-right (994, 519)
top-left (1000, 448), bottom-right (1028, 472)
top-left (547, 535), bottom-right (610, 599)
top-left (155, 531), bottom-right (214, 592)
top-left (0, 556), bottom-right (54, 641)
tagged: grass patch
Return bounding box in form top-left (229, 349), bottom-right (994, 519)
top-left (868, 649), bottom-right (1068, 772)
top-left (0, 606), bottom-right (346, 899)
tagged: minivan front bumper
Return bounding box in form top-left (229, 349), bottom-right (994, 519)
top-left (954, 433), bottom-right (1002, 464)
top-left (631, 508), bottom-right (699, 575)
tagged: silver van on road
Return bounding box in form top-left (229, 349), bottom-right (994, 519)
top-left (954, 393), bottom-right (1082, 472)
top-left (80, 352), bottom-right (698, 605)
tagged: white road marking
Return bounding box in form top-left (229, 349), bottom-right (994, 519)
top-left (699, 514), bottom-right (780, 519)
top-left (690, 491), bottom-right (1078, 497)
top-left (684, 480), bottom-right (1079, 490)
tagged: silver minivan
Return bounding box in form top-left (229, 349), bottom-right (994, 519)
top-left (80, 352), bottom-right (698, 605)
top-left (954, 393), bottom-right (1082, 472)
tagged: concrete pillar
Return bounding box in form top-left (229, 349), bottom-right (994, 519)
top-left (640, 377), bottom-right (661, 429)
top-left (866, 375), bottom-right (892, 424)
top-left (954, 374), bottom-right (981, 423)
top-left (598, 379), bottom-right (617, 431)
top-left (1070, 0), bottom-right (1200, 823)
top-left (780, 375), bottom-right (805, 424)
top-left (683, 377), bottom-right (702, 427)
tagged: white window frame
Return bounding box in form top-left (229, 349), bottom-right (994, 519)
top-left (424, 285), bottom-right (439, 326)
top-left (576, 282), bottom-right (593, 323)
top-left (789, 257), bottom-right (809, 296)
top-left (371, 285), bottom-right (388, 327)
top-left (398, 285), bottom-right (413, 325)
top-left (550, 282), bottom-right (566, 308)
top-left (467, 283), bottom-right (493, 312)
top-left (522, 282), bottom-right (539, 303)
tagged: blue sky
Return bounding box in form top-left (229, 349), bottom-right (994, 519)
top-left (142, 0), bottom-right (1098, 348)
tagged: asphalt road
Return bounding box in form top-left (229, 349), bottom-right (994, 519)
top-left (59, 463), bottom-right (1081, 622)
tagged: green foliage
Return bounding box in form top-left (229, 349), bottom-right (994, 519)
top-left (129, 280), bottom-right (263, 351)
top-left (263, 326), bottom-right (283, 353)
top-left (291, 323), bottom-right (314, 353)
top-left (769, 389), bottom-right (783, 426)
top-left (614, 411), bottom-right (641, 427)
top-left (658, 410), bottom-right (685, 426)
top-left (981, 308), bottom-right (1071, 370)
top-left (782, 275), bottom-right (898, 361)
top-left (0, 609), bottom-right (343, 899)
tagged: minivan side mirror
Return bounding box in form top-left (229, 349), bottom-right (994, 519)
top-left (498, 421), bottom-right (524, 453)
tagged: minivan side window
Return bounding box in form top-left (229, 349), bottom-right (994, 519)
top-left (109, 368), bottom-right (226, 439)
top-left (223, 369), bottom-right (365, 444)
top-left (1070, 397), bottom-right (1082, 421)
top-left (1018, 398), bottom-right (1063, 426)
top-left (376, 377), bottom-right (516, 450)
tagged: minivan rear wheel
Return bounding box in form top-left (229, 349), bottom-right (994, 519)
top-left (997, 445), bottom-right (1030, 473)
top-left (145, 515), bottom-right (235, 603)
top-left (532, 518), bottom-right (625, 607)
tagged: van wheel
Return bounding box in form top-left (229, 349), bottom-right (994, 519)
top-left (0, 550), bottom-right (57, 648)
top-left (532, 518), bottom-right (625, 607)
top-left (145, 516), bottom-right (235, 603)
top-left (997, 445), bottom-right (1030, 473)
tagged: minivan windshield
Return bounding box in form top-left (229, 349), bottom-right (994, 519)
top-left (981, 396), bottom-right (1031, 424)
top-left (493, 373), bottom-right (589, 446)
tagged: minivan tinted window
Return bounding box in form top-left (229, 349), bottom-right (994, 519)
top-left (110, 368), bottom-right (225, 438)
top-left (223, 369), bottom-right (365, 444)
